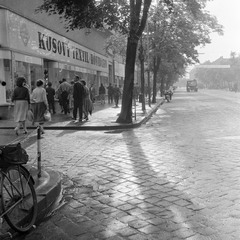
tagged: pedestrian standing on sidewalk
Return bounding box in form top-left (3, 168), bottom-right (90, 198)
top-left (99, 83), bottom-right (106, 104)
top-left (89, 83), bottom-right (96, 103)
top-left (56, 78), bottom-right (71, 115)
top-left (113, 84), bottom-right (121, 108)
top-left (133, 83), bottom-right (140, 102)
top-left (81, 80), bottom-right (93, 121)
top-left (107, 83), bottom-right (114, 104)
top-left (56, 80), bottom-right (63, 113)
top-left (46, 82), bottom-right (56, 114)
top-left (31, 79), bottom-right (49, 134)
top-left (11, 77), bottom-right (30, 135)
top-left (73, 75), bottom-right (84, 122)
top-left (69, 80), bottom-right (74, 111)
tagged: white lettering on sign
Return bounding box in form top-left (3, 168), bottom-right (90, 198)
top-left (38, 32), bottom-right (70, 57)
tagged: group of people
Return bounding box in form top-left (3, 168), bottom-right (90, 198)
top-left (72, 75), bottom-right (93, 122)
top-left (11, 77), bottom-right (48, 135)
top-left (11, 75), bottom-right (124, 134)
top-left (104, 83), bottom-right (122, 107)
top-left (11, 75), bottom-right (95, 135)
top-left (55, 76), bottom-right (93, 122)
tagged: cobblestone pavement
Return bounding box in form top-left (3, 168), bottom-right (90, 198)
top-left (18, 89), bottom-right (240, 240)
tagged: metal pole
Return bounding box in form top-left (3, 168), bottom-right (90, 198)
top-left (134, 97), bottom-right (136, 121)
top-left (148, 70), bottom-right (151, 107)
top-left (37, 126), bottom-right (41, 178)
top-left (147, 19), bottom-right (151, 107)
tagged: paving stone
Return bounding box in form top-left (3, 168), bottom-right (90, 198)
top-left (138, 224), bottom-right (161, 234)
top-left (128, 234), bottom-right (150, 240)
top-left (149, 231), bottom-right (172, 240)
top-left (137, 202), bottom-right (155, 209)
top-left (117, 203), bottom-right (136, 211)
top-left (76, 233), bottom-right (97, 240)
top-left (105, 236), bottom-right (125, 240)
top-left (127, 198), bottom-right (143, 205)
top-left (115, 227), bottom-right (137, 237)
top-left (95, 229), bottom-right (117, 239)
top-left (163, 196), bottom-right (180, 202)
top-left (128, 219), bottom-right (150, 229)
top-left (128, 208), bottom-right (146, 216)
top-left (105, 219), bottom-right (127, 231)
top-left (117, 214), bottom-right (138, 223)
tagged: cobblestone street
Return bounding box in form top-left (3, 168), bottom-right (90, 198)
top-left (20, 89), bottom-right (240, 240)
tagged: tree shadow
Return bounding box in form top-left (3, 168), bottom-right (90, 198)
top-left (46, 129), bottom-right (224, 240)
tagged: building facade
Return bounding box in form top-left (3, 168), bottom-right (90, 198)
top-left (0, 0), bottom-right (125, 102)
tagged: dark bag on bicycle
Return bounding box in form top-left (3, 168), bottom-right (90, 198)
top-left (0, 143), bottom-right (29, 167)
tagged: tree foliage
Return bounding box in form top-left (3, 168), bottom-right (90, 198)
top-left (36, 0), bottom-right (224, 123)
top-left (36, 0), bottom-right (131, 32)
top-left (37, 0), bottom-right (153, 123)
top-left (145, 0), bottom-right (223, 96)
top-left (104, 32), bottom-right (127, 59)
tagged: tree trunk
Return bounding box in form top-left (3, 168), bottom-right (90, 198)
top-left (116, 0), bottom-right (152, 123)
top-left (160, 76), bottom-right (165, 96)
top-left (152, 68), bottom-right (157, 103)
top-left (139, 38), bottom-right (146, 112)
top-left (116, 37), bottom-right (138, 123)
top-left (140, 58), bottom-right (146, 111)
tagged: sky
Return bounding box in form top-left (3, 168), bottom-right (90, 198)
top-left (197, 0), bottom-right (240, 63)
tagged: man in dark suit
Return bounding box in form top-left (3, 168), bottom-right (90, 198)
top-left (46, 82), bottom-right (56, 114)
top-left (72, 75), bottom-right (84, 122)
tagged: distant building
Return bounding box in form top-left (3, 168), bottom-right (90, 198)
top-left (190, 56), bottom-right (240, 90)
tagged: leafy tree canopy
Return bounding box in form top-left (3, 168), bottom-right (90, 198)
top-left (104, 32), bottom-right (127, 59)
top-left (36, 0), bottom-right (130, 32)
top-left (148, 0), bottom-right (223, 65)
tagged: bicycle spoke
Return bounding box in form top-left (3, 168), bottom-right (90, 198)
top-left (1, 166), bottom-right (37, 232)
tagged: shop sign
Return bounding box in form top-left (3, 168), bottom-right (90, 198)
top-left (6, 10), bottom-right (108, 73)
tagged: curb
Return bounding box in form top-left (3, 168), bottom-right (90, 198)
top-left (34, 169), bottom-right (62, 224)
top-left (8, 169), bottom-right (61, 237)
top-left (0, 99), bottom-right (164, 131)
top-left (25, 167), bottom-right (62, 224)
top-left (41, 99), bottom-right (164, 131)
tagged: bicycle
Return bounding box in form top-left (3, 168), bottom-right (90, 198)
top-left (0, 143), bottom-right (37, 238)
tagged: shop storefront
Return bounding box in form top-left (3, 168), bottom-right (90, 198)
top-left (0, 8), bottom-right (110, 103)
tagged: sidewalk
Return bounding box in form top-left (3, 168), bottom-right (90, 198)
top-left (0, 97), bottom-right (165, 236)
top-left (0, 97), bottom-right (165, 130)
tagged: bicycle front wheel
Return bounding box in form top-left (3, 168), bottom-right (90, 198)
top-left (1, 165), bottom-right (37, 233)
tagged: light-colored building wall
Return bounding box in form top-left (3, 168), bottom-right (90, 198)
top-left (0, 0), bottom-right (126, 103)
top-left (0, 0), bottom-right (109, 56)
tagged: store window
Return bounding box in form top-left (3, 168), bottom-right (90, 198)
top-left (15, 61), bottom-right (42, 92)
top-left (0, 59), bottom-right (12, 101)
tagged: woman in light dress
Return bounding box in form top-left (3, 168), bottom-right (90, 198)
top-left (11, 77), bottom-right (30, 135)
top-left (31, 79), bottom-right (49, 133)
